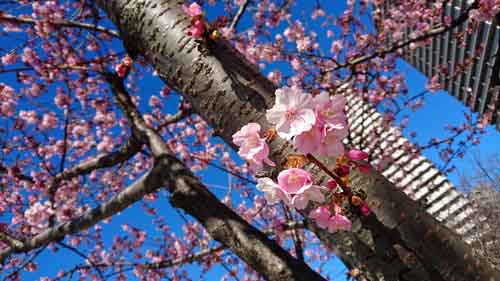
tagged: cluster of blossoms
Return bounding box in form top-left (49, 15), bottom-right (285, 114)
top-left (232, 123), bottom-right (275, 172)
top-left (231, 86), bottom-right (349, 174)
top-left (231, 86), bottom-right (371, 233)
top-left (115, 56), bottom-right (133, 77)
top-left (266, 87), bottom-right (348, 156)
top-left (183, 2), bottom-right (373, 234)
top-left (183, 2), bottom-right (205, 39)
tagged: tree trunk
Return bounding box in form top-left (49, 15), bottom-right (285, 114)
top-left (98, 0), bottom-right (500, 280)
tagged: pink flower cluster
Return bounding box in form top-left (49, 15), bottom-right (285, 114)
top-left (256, 168), bottom-right (325, 210)
top-left (232, 123), bottom-right (275, 172)
top-left (183, 2), bottom-right (205, 39)
top-left (266, 87), bottom-right (348, 156)
top-left (309, 205), bottom-right (352, 233)
top-left (115, 56), bottom-right (133, 77)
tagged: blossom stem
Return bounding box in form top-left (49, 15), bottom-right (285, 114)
top-left (305, 153), bottom-right (352, 196)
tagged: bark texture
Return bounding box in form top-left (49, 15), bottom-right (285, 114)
top-left (99, 0), bottom-right (500, 280)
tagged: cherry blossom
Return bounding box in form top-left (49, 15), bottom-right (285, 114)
top-left (360, 203), bottom-right (371, 216)
top-left (426, 75), bottom-right (441, 93)
top-left (291, 185), bottom-right (325, 210)
top-left (1, 52), bottom-right (16, 65)
top-left (309, 206), bottom-right (331, 229)
top-left (256, 177), bottom-right (290, 205)
top-left (347, 149), bottom-right (369, 161)
top-left (276, 168), bottom-right (313, 194)
top-left (313, 93), bottom-right (347, 128)
top-left (24, 201), bottom-right (54, 234)
top-left (186, 19), bottom-right (205, 38)
top-left (183, 2), bottom-right (203, 17)
top-left (294, 125), bottom-right (323, 154)
top-left (316, 126), bottom-right (348, 157)
top-left (266, 87), bottom-right (316, 140)
top-left (232, 122), bottom-right (275, 171)
top-left (328, 213), bottom-right (352, 233)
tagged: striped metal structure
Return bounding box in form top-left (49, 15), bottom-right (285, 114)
top-left (376, 0), bottom-right (500, 129)
top-left (344, 93), bottom-right (483, 243)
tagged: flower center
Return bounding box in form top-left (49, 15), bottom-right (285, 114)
top-left (247, 135), bottom-right (260, 147)
top-left (285, 108), bottom-right (297, 120)
top-left (288, 173), bottom-right (300, 185)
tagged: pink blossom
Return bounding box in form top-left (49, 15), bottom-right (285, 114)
top-left (115, 63), bottom-right (128, 77)
top-left (54, 90), bottom-right (71, 108)
top-left (313, 92), bottom-right (347, 128)
top-left (266, 87), bottom-right (316, 140)
top-left (291, 185), bottom-right (325, 210)
top-left (290, 58), bottom-right (301, 71)
top-left (309, 206), bottom-right (331, 229)
top-left (292, 92), bottom-right (349, 156)
top-left (232, 123), bottom-right (274, 171)
top-left (149, 95), bottom-right (162, 107)
top-left (360, 203), bottom-right (371, 216)
top-left (24, 201), bottom-right (54, 234)
top-left (311, 9), bottom-right (326, 20)
top-left (331, 40), bottom-right (343, 54)
top-left (39, 112), bottom-right (58, 130)
top-left (277, 168), bottom-right (313, 194)
top-left (267, 71), bottom-right (282, 84)
top-left (1, 52), bottom-right (16, 65)
top-left (426, 75), bottom-right (441, 93)
top-left (19, 110), bottom-right (39, 124)
top-left (256, 178), bottom-right (290, 205)
top-left (316, 126), bottom-right (348, 156)
top-left (347, 149), bottom-right (368, 160)
top-left (97, 135), bottom-right (114, 153)
top-left (328, 213), bottom-right (352, 233)
top-left (0, 100), bottom-right (15, 117)
top-left (294, 125), bottom-right (322, 154)
top-left (0, 84), bottom-right (16, 117)
top-left (327, 179), bottom-right (337, 190)
top-left (183, 2), bottom-right (203, 17)
top-left (160, 86), bottom-right (171, 97)
top-left (186, 19), bottom-right (205, 38)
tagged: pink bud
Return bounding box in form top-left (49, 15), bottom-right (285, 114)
top-left (347, 149), bottom-right (368, 160)
top-left (360, 203), bottom-right (371, 216)
top-left (327, 179), bottom-right (337, 190)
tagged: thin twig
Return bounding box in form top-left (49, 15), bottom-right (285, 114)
top-left (0, 14), bottom-right (119, 37)
top-left (229, 0), bottom-right (250, 31)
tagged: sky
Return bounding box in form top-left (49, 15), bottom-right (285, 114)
top-left (1, 0), bottom-right (499, 280)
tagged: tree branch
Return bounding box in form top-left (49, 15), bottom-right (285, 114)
top-left (47, 136), bottom-right (142, 195)
top-left (0, 14), bottom-right (119, 37)
top-left (0, 167), bottom-right (162, 264)
top-left (229, 0), bottom-right (250, 31)
top-left (325, 0), bottom-right (479, 72)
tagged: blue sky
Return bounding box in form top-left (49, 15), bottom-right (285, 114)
top-left (1, 0), bottom-right (499, 280)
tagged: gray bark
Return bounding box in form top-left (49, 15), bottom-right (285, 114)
top-left (98, 0), bottom-right (500, 280)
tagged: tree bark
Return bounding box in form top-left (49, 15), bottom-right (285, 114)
top-left (98, 0), bottom-right (500, 280)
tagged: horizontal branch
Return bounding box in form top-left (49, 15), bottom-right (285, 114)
top-left (47, 136), bottom-right (142, 195)
top-left (0, 14), bottom-right (119, 37)
top-left (0, 166), bottom-right (163, 264)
